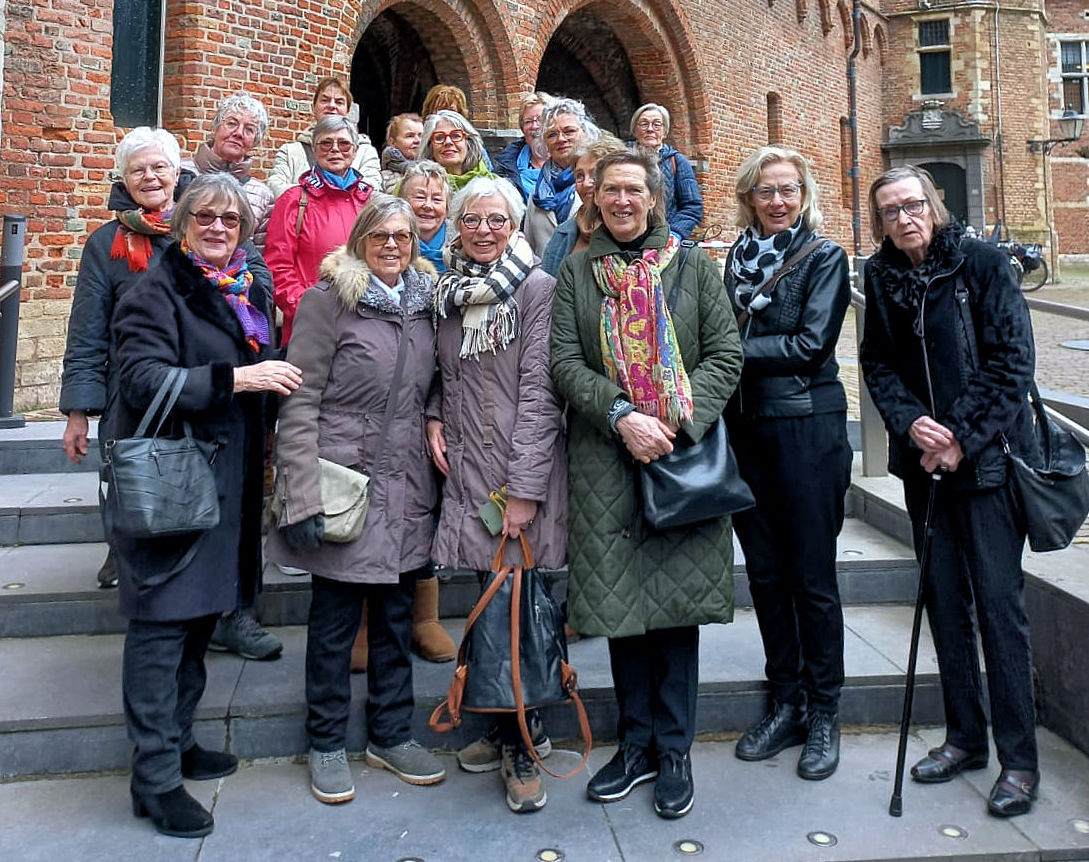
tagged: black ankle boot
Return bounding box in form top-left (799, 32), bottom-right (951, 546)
top-left (736, 701), bottom-right (808, 761)
top-left (181, 744), bottom-right (238, 781)
top-left (797, 711), bottom-right (840, 780)
top-left (131, 785), bottom-right (214, 838)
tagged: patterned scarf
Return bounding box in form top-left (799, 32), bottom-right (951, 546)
top-left (594, 233), bottom-right (693, 424)
top-left (436, 232), bottom-right (535, 358)
top-left (532, 160), bottom-right (577, 224)
top-left (110, 206), bottom-right (171, 272)
top-left (729, 218), bottom-right (803, 315)
top-left (182, 240), bottom-right (268, 353)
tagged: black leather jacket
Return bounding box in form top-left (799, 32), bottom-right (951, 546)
top-left (724, 227), bottom-right (851, 418)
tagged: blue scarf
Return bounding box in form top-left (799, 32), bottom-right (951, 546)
top-left (532, 160), bottom-right (576, 223)
top-left (516, 144), bottom-right (541, 202)
top-left (319, 167), bottom-right (360, 191)
top-left (419, 222), bottom-right (447, 274)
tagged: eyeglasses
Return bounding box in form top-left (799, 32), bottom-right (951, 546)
top-left (430, 130), bottom-right (466, 146)
top-left (751, 183), bottom-right (803, 202)
top-left (877, 199), bottom-right (928, 222)
top-left (366, 230), bottom-right (413, 247)
top-left (636, 119), bottom-right (664, 130)
top-left (191, 210), bottom-right (241, 229)
top-left (459, 213), bottom-right (510, 231)
top-left (126, 162), bottom-right (174, 179)
top-left (316, 139), bottom-right (355, 153)
top-left (522, 115), bottom-right (543, 129)
top-left (221, 115), bottom-right (259, 139)
top-left (545, 126), bottom-right (581, 142)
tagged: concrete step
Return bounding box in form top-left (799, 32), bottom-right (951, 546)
top-left (0, 604), bottom-right (944, 779)
top-left (0, 420), bottom-right (100, 474)
top-left (0, 471), bottom-right (102, 545)
top-left (0, 517), bottom-right (918, 637)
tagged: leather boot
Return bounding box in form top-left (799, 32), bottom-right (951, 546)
top-left (350, 602), bottom-right (367, 673)
top-left (412, 576), bottom-right (456, 662)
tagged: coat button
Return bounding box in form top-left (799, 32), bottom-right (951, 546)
top-left (621, 528), bottom-right (631, 539)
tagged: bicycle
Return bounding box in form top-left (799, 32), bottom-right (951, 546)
top-left (965, 222), bottom-right (1049, 292)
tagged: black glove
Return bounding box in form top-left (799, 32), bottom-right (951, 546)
top-left (281, 513), bottom-right (324, 551)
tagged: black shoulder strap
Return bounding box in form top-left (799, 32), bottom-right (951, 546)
top-left (953, 276), bottom-right (979, 374)
top-left (666, 239), bottom-right (697, 312)
top-left (735, 237), bottom-right (825, 330)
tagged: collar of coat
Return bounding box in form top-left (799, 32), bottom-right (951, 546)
top-left (588, 222), bottom-right (671, 259)
top-left (301, 166), bottom-right (374, 199)
top-left (319, 245), bottom-right (435, 316)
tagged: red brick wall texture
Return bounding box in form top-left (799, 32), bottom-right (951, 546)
top-left (0, 0), bottom-right (1067, 409)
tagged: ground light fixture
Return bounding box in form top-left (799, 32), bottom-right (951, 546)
top-left (939, 824), bottom-right (969, 840)
top-left (806, 831), bottom-right (838, 847)
top-left (673, 838), bottom-right (704, 855)
top-left (536, 849), bottom-right (565, 862)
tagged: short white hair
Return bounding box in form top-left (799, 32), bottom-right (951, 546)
top-left (115, 127), bottom-right (181, 176)
top-left (212, 92), bottom-right (269, 144)
top-left (450, 176), bottom-right (526, 226)
top-left (630, 103), bottom-right (672, 138)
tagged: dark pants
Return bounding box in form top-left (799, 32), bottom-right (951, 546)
top-left (608, 626), bottom-right (699, 756)
top-left (903, 475), bottom-right (1038, 771)
top-left (731, 411), bottom-right (852, 713)
top-left (306, 570), bottom-right (419, 752)
top-left (123, 614), bottom-right (218, 794)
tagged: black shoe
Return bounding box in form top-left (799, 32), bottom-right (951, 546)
top-left (735, 701), bottom-right (808, 761)
top-left (131, 785), bottom-right (214, 838)
top-left (910, 743), bottom-right (989, 784)
top-left (797, 711), bottom-right (840, 780)
top-left (586, 743), bottom-right (658, 802)
top-left (988, 769), bottom-right (1039, 817)
top-left (180, 744), bottom-right (238, 781)
top-left (653, 751), bottom-right (694, 819)
top-left (96, 553), bottom-right (118, 589)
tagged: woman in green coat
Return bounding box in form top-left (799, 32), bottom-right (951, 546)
top-left (550, 150), bottom-right (742, 820)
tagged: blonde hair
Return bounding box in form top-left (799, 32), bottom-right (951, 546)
top-left (734, 145), bottom-right (823, 231)
top-left (422, 84), bottom-right (468, 119)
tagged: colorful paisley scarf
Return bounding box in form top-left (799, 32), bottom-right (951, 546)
top-left (182, 240), bottom-right (268, 353)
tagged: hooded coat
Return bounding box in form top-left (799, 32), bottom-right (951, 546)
top-left (268, 127), bottom-right (382, 199)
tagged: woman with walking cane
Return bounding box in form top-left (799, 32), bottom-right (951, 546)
top-left (861, 166), bottom-right (1040, 817)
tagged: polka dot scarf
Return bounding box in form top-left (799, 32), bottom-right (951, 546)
top-left (730, 218), bottom-right (803, 316)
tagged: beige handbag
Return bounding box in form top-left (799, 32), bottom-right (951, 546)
top-left (316, 457), bottom-right (370, 542)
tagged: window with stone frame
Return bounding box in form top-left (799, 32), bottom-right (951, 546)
top-left (1061, 41), bottom-right (1089, 115)
top-left (918, 19), bottom-right (951, 96)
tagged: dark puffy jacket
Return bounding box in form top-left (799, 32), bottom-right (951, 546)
top-left (861, 225), bottom-right (1036, 490)
top-left (658, 145), bottom-right (703, 239)
top-left (494, 139), bottom-right (527, 199)
top-left (540, 216), bottom-right (579, 277)
top-left (724, 227), bottom-right (850, 419)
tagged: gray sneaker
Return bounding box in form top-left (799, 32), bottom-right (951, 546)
top-left (365, 739), bottom-right (446, 786)
top-left (457, 714), bottom-right (552, 773)
top-left (208, 610), bottom-right (283, 661)
top-left (309, 748), bottom-right (355, 804)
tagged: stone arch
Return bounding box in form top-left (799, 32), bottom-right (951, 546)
top-left (818, 0), bottom-right (833, 37)
top-left (860, 14), bottom-right (872, 59)
top-left (874, 23), bottom-right (888, 67)
top-left (837, 0), bottom-right (852, 51)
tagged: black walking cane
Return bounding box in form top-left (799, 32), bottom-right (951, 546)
top-left (889, 471), bottom-right (942, 817)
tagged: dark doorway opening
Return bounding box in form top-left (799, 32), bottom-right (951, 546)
top-left (920, 161), bottom-right (968, 226)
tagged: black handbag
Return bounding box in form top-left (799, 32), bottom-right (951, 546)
top-left (430, 535), bottom-right (591, 778)
top-left (1006, 384), bottom-right (1089, 552)
top-left (101, 367), bottom-right (221, 539)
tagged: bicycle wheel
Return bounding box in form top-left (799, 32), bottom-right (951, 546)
top-left (1022, 258), bottom-right (1048, 292)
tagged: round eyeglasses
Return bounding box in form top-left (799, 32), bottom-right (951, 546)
top-left (459, 213), bottom-right (510, 231)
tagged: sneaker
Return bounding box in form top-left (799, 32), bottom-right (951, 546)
top-left (654, 751), bottom-right (694, 819)
top-left (276, 564), bottom-right (309, 576)
top-left (586, 743), bottom-right (658, 802)
top-left (457, 714), bottom-right (552, 773)
top-left (735, 701), bottom-right (808, 761)
top-left (309, 748), bottom-right (355, 804)
top-left (501, 744), bottom-right (547, 813)
top-left (96, 552), bottom-right (118, 589)
top-left (365, 739), bottom-right (446, 786)
top-left (208, 609), bottom-right (284, 661)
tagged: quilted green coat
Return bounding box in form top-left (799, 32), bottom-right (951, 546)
top-left (550, 225), bottom-right (744, 638)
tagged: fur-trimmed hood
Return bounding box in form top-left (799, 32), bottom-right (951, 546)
top-left (319, 245), bottom-right (434, 316)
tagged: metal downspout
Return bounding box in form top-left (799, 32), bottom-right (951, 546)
top-left (848, 0), bottom-right (863, 259)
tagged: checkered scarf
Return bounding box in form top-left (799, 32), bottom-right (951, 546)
top-left (436, 232), bottom-right (535, 358)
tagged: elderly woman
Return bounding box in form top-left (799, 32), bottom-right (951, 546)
top-left (427, 176), bottom-right (567, 814)
top-left (59, 127), bottom-right (271, 589)
top-left (268, 77), bottom-right (381, 198)
top-left (111, 174), bottom-right (301, 838)
top-left (550, 150), bottom-right (742, 819)
top-left (629, 104), bottom-right (703, 239)
top-left (524, 98), bottom-right (599, 258)
top-left (724, 147), bottom-right (852, 781)
top-left (861, 166), bottom-right (1039, 817)
top-left (266, 114), bottom-right (375, 344)
top-left (381, 112), bottom-right (425, 193)
top-left (420, 110), bottom-right (495, 193)
top-left (267, 197), bottom-right (445, 803)
top-left (495, 92), bottom-right (553, 203)
top-left (182, 92), bottom-right (275, 250)
top-left (540, 134), bottom-right (626, 277)
top-left (398, 160), bottom-right (451, 275)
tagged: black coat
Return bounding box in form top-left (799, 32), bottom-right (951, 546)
top-left (109, 243), bottom-right (273, 621)
top-left (724, 227), bottom-right (851, 418)
top-left (861, 225), bottom-right (1036, 490)
top-left (59, 181), bottom-right (272, 448)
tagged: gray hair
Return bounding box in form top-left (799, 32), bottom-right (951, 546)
top-left (867, 164), bottom-right (950, 245)
top-left (450, 175), bottom-right (525, 227)
top-left (630, 103), bottom-right (672, 139)
top-left (345, 194), bottom-right (420, 264)
top-left (419, 110), bottom-right (487, 175)
top-left (172, 173), bottom-right (256, 245)
top-left (734, 145), bottom-right (824, 232)
top-left (212, 92), bottom-right (269, 145)
top-left (115, 127), bottom-right (181, 176)
top-left (313, 114), bottom-right (359, 147)
top-left (536, 98), bottom-right (600, 162)
top-left (398, 159), bottom-right (451, 200)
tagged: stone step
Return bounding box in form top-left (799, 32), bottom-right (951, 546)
top-left (0, 420), bottom-right (100, 474)
top-left (0, 604), bottom-right (944, 779)
top-left (0, 471), bottom-right (103, 545)
top-left (0, 517), bottom-right (918, 637)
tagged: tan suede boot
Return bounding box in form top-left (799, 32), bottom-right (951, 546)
top-left (412, 576), bottom-right (456, 662)
top-left (350, 603), bottom-right (367, 673)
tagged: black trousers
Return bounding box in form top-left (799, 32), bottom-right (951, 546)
top-left (903, 474), bottom-right (1038, 771)
top-left (608, 626), bottom-right (699, 756)
top-left (731, 411), bottom-right (852, 713)
top-left (123, 614), bottom-right (218, 794)
top-left (306, 570), bottom-right (420, 752)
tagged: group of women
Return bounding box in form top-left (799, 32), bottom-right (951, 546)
top-left (57, 75), bottom-right (1042, 838)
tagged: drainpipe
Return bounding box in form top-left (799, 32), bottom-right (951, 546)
top-left (847, 0), bottom-right (863, 259)
top-left (993, 4), bottom-right (1008, 230)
